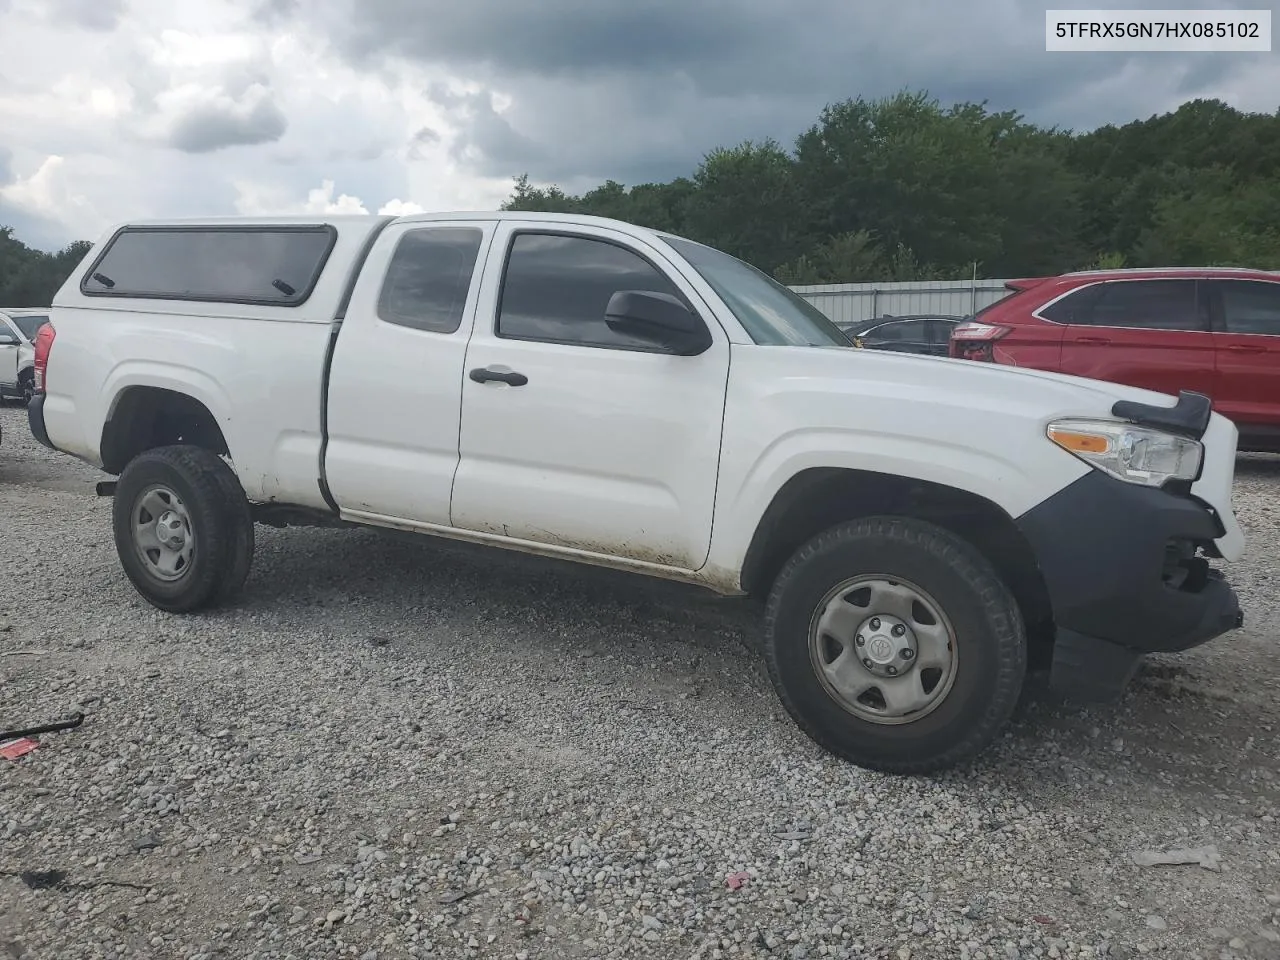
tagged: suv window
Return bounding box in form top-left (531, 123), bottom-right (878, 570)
top-left (1046, 279), bottom-right (1206, 331)
top-left (11, 315), bottom-right (48, 340)
top-left (928, 320), bottom-right (958, 343)
top-left (866, 319), bottom-right (926, 342)
top-left (81, 226), bottom-right (336, 305)
top-left (1219, 280), bottom-right (1280, 336)
top-left (498, 233), bottom-right (693, 350)
top-left (377, 227), bottom-right (484, 334)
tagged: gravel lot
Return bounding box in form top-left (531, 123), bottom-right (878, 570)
top-left (1, 402), bottom-right (1278, 960)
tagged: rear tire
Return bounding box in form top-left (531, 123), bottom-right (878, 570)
top-left (762, 516), bottom-right (1026, 775)
top-left (112, 445), bottom-right (254, 612)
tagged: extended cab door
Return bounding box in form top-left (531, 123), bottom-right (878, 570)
top-left (1207, 277), bottom-right (1280, 429)
top-left (450, 223), bottom-right (730, 571)
top-left (324, 219), bottom-right (496, 525)
top-left (1048, 278), bottom-right (1215, 396)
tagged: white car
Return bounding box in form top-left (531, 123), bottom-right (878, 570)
top-left (0, 308), bottom-right (49, 404)
top-left (27, 212), bottom-right (1246, 773)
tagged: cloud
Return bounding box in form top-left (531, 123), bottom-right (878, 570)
top-left (0, 154), bottom-right (103, 250)
top-left (18, 0), bottom-right (125, 31)
top-left (165, 89), bottom-right (288, 152)
top-left (293, 0), bottom-right (1280, 189)
top-left (2, 0), bottom-right (1278, 253)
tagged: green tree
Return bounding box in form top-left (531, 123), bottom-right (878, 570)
top-left (0, 228), bottom-right (92, 306)
top-left (682, 139), bottom-right (810, 273)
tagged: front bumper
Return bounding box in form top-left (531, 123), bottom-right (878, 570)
top-left (1017, 469), bottom-right (1243, 701)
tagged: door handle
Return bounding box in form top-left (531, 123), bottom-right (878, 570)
top-left (1225, 343), bottom-right (1266, 354)
top-left (1074, 336), bottom-right (1111, 345)
top-left (469, 366), bottom-right (528, 386)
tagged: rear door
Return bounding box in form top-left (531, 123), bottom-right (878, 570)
top-left (1207, 278), bottom-right (1280, 428)
top-left (325, 219), bottom-right (495, 526)
top-left (1050, 278), bottom-right (1216, 396)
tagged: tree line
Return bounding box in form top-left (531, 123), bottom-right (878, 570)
top-left (4, 91), bottom-right (1279, 304)
top-left (0, 228), bottom-right (92, 307)
top-left (503, 91), bottom-right (1280, 284)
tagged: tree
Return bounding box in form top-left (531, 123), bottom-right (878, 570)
top-left (0, 229), bottom-right (92, 306)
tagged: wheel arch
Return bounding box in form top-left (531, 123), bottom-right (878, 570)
top-left (100, 385), bottom-right (230, 475)
top-left (740, 467), bottom-right (1055, 658)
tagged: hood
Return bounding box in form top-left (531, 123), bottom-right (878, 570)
top-left (803, 344), bottom-right (1181, 417)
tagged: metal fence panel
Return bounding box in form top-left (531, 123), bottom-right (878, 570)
top-left (788, 279), bottom-right (1014, 326)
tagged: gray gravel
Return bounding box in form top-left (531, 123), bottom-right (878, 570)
top-left (1, 401), bottom-right (1278, 960)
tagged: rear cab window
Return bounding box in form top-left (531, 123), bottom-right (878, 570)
top-left (376, 227), bottom-right (485, 334)
top-left (80, 225), bottom-right (338, 306)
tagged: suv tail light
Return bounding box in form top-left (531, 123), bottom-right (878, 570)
top-left (949, 321), bottom-right (1010, 362)
top-left (33, 322), bottom-right (55, 392)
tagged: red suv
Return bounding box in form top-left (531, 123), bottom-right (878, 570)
top-left (949, 267), bottom-right (1280, 451)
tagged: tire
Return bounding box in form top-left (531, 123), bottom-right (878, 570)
top-left (112, 445), bottom-right (255, 612)
top-left (19, 372), bottom-right (33, 405)
top-left (762, 516), bottom-right (1026, 775)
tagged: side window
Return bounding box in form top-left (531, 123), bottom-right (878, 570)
top-left (377, 227), bottom-right (484, 334)
top-left (497, 233), bottom-right (692, 350)
top-left (1219, 280), bottom-right (1280, 336)
top-left (80, 226), bottom-right (335, 305)
top-left (929, 320), bottom-right (958, 343)
top-left (868, 320), bottom-right (925, 341)
top-left (1038, 284), bottom-right (1105, 324)
top-left (1087, 280), bottom-right (1205, 331)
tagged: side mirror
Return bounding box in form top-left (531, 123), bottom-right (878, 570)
top-left (0, 332), bottom-right (19, 346)
top-left (605, 290), bottom-right (711, 356)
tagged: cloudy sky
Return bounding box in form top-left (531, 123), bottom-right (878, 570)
top-left (1, 0), bottom-right (1277, 251)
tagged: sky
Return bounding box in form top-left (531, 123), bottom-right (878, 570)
top-left (1, 0), bottom-right (1278, 251)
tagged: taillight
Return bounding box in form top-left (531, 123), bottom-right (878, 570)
top-left (948, 321), bottom-right (1010, 362)
top-left (33, 322), bottom-right (55, 392)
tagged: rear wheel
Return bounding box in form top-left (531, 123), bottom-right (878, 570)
top-left (112, 445), bottom-right (254, 612)
top-left (763, 516), bottom-right (1026, 774)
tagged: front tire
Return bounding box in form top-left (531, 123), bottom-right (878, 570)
top-left (763, 516), bottom-right (1026, 775)
top-left (112, 445), bottom-right (254, 612)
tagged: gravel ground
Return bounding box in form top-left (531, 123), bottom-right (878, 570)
top-left (1, 401), bottom-right (1278, 960)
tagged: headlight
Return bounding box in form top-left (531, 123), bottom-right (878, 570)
top-left (1047, 418), bottom-right (1203, 488)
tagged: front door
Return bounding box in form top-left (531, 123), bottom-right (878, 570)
top-left (451, 223), bottom-right (730, 571)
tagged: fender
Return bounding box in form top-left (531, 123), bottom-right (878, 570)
top-left (98, 363), bottom-right (264, 496)
top-left (706, 426), bottom-right (1091, 583)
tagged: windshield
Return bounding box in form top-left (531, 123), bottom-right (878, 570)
top-left (660, 235), bottom-right (851, 347)
top-left (11, 315), bottom-right (48, 340)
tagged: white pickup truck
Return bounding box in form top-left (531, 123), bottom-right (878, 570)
top-left (28, 212), bottom-right (1246, 773)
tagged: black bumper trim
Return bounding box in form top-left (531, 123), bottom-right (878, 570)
top-left (27, 392), bottom-right (54, 449)
top-left (1017, 469), bottom-right (1242, 698)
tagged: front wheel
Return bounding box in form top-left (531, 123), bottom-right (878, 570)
top-left (112, 445), bottom-right (255, 612)
top-left (763, 516), bottom-right (1026, 775)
